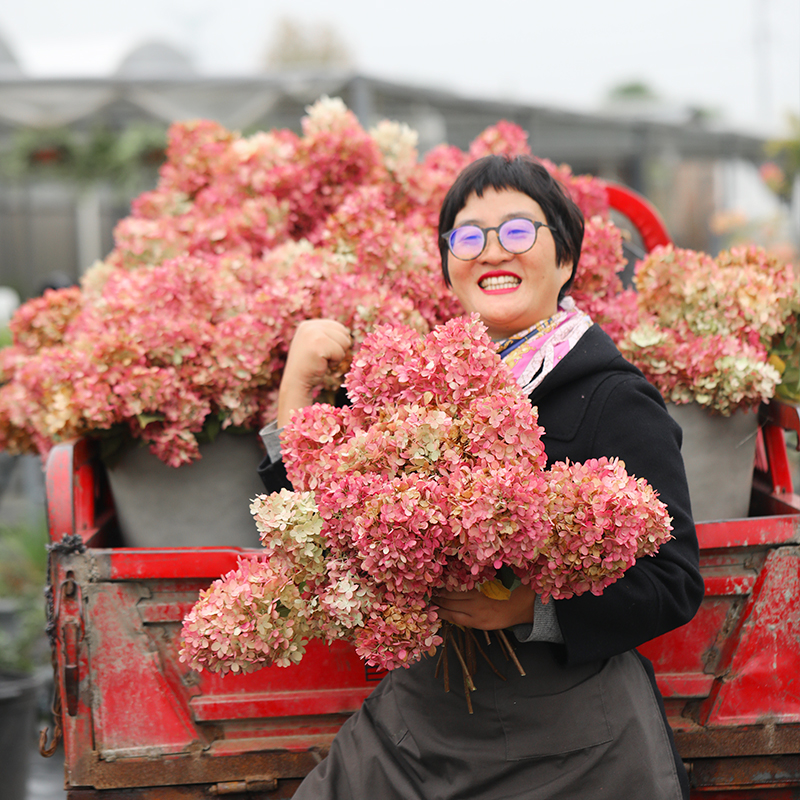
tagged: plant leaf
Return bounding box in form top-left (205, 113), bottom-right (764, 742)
top-left (479, 579), bottom-right (511, 601)
top-left (137, 412), bottom-right (164, 428)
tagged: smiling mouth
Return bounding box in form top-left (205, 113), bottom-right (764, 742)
top-left (479, 275), bottom-right (521, 291)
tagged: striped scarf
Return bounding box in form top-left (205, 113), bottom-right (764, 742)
top-left (495, 296), bottom-right (593, 395)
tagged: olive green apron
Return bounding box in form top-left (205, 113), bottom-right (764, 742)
top-left (293, 636), bottom-right (683, 799)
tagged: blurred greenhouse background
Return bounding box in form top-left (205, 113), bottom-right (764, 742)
top-left (0, 32), bottom-right (797, 304)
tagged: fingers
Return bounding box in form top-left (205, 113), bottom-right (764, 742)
top-left (292, 320), bottom-right (352, 375)
top-left (294, 319), bottom-right (352, 357)
top-left (431, 584), bottom-right (536, 631)
top-left (277, 319), bottom-right (352, 427)
top-left (432, 589), bottom-right (482, 602)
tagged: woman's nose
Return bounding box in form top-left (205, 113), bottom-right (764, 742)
top-left (481, 230), bottom-right (513, 263)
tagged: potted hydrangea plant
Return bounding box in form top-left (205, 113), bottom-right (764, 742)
top-left (595, 243), bottom-right (799, 520)
top-left (616, 244), bottom-right (795, 414)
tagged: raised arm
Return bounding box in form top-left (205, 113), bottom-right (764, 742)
top-left (277, 319), bottom-right (352, 427)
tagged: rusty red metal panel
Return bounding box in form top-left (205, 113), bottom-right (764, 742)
top-left (48, 545), bottom-right (374, 791)
top-left (50, 557), bottom-right (97, 788)
top-left (45, 410), bottom-right (800, 796)
top-left (67, 781), bottom-right (305, 799)
top-left (700, 548), bottom-right (800, 727)
top-left (87, 581), bottom-right (201, 754)
top-left (640, 548), bottom-right (763, 705)
top-left (68, 745), bottom-right (324, 791)
top-left (688, 752), bottom-right (800, 796)
top-left (692, 793), bottom-right (800, 799)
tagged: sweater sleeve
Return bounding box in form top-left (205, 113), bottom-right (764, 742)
top-left (553, 375), bottom-right (704, 666)
top-left (256, 422), bottom-right (293, 494)
top-left (513, 595), bottom-right (564, 643)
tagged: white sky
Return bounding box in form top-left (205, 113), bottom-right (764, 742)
top-left (0, 0), bottom-right (798, 136)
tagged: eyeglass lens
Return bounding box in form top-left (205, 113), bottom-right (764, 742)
top-left (448, 218), bottom-right (539, 260)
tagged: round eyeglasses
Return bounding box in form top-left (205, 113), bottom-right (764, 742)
top-left (442, 218), bottom-right (554, 261)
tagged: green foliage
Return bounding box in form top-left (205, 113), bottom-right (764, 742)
top-left (764, 114), bottom-right (800, 203)
top-left (607, 80), bottom-right (659, 101)
top-left (0, 521), bottom-right (49, 673)
top-left (0, 123), bottom-right (168, 193)
top-left (772, 317), bottom-right (800, 404)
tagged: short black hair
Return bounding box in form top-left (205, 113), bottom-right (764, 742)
top-left (438, 155), bottom-right (585, 300)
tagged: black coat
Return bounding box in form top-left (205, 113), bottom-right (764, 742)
top-left (529, 324), bottom-right (704, 664)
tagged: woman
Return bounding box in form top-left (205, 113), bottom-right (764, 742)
top-left (258, 155), bottom-right (704, 799)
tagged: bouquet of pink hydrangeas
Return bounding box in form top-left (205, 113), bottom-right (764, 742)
top-left (180, 316), bottom-right (673, 675)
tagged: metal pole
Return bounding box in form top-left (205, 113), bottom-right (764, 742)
top-left (754, 0), bottom-right (773, 128)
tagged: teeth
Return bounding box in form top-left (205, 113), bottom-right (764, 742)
top-left (480, 275), bottom-right (520, 290)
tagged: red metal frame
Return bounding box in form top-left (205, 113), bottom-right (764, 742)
top-left (44, 402), bottom-right (800, 798)
top-left (606, 181), bottom-right (672, 251)
top-left (45, 436), bottom-right (384, 796)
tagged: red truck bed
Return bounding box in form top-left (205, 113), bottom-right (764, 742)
top-left (41, 399), bottom-right (800, 799)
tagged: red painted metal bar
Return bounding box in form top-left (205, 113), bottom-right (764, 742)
top-left (102, 548), bottom-right (259, 581)
top-left (606, 182), bottom-right (672, 252)
top-left (93, 518), bottom-right (800, 578)
top-left (695, 516), bottom-right (800, 551)
top-left (45, 437), bottom-right (116, 548)
top-left (190, 687), bottom-right (375, 722)
top-left (762, 400), bottom-right (800, 449)
top-left (46, 442), bottom-right (76, 541)
top-left (761, 423), bottom-right (795, 494)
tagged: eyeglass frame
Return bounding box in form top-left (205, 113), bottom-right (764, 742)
top-left (440, 218), bottom-right (556, 261)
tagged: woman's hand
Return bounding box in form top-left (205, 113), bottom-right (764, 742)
top-left (431, 583), bottom-right (536, 630)
top-left (277, 319), bottom-right (352, 427)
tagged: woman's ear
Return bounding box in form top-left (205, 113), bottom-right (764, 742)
top-left (557, 260), bottom-right (574, 291)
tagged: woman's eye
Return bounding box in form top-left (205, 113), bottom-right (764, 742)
top-left (453, 228), bottom-right (482, 246)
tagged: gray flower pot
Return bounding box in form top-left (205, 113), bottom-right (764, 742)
top-left (106, 432), bottom-right (266, 547)
top-left (0, 669), bottom-right (42, 800)
top-left (666, 402), bottom-right (759, 522)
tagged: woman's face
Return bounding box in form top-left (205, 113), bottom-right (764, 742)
top-left (447, 188), bottom-right (573, 340)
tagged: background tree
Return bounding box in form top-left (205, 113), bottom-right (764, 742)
top-left (263, 17), bottom-right (353, 70)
